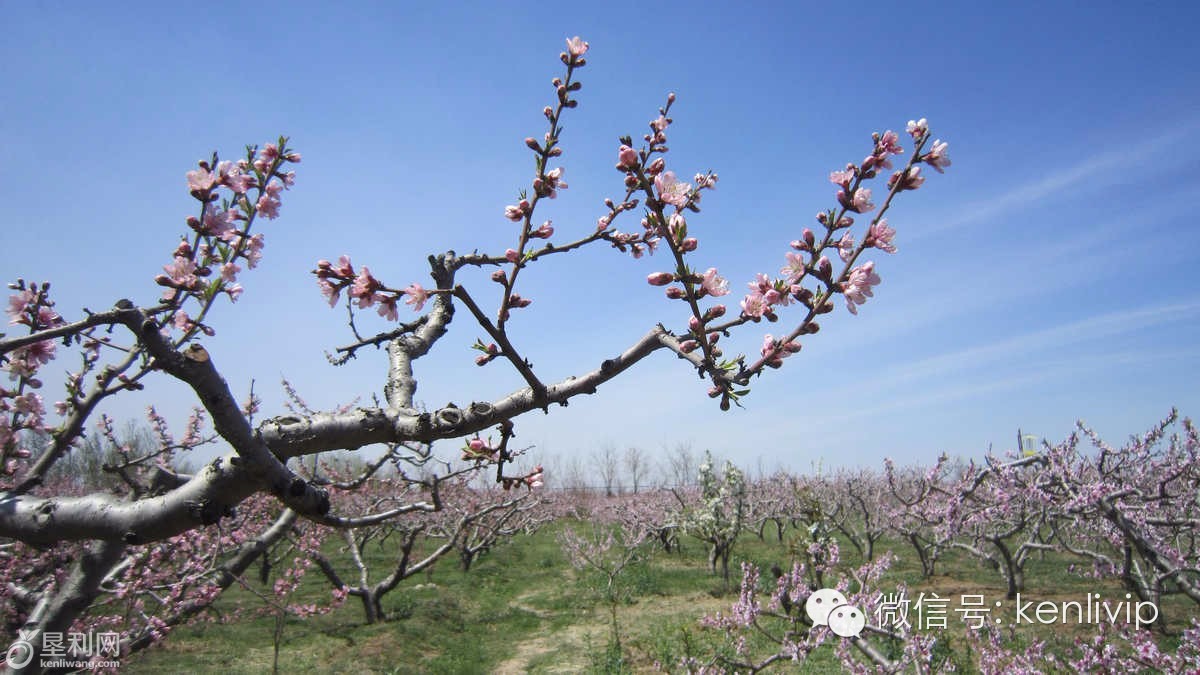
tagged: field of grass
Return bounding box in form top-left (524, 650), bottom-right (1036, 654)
top-left (121, 520), bottom-right (1189, 673)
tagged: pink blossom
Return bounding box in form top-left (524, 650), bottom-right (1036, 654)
top-left (565, 36), bottom-right (589, 58)
top-left (530, 221), bottom-right (554, 239)
top-left (14, 392), bottom-right (44, 416)
top-left (350, 267), bottom-right (381, 308)
top-left (202, 207), bottom-right (234, 237)
top-left (256, 193), bottom-right (281, 219)
top-left (837, 233), bottom-right (856, 262)
top-left (654, 171), bottom-right (691, 208)
top-left (163, 256), bottom-right (198, 289)
top-left (221, 262), bottom-right (241, 283)
top-left (879, 130), bottom-right (904, 155)
top-left (700, 268), bottom-right (729, 297)
top-left (741, 292), bottom-right (766, 318)
top-left (889, 165), bottom-right (925, 191)
top-left (186, 166), bottom-right (216, 194)
top-left (225, 284), bottom-right (243, 302)
top-left (906, 118), bottom-right (928, 139)
top-left (255, 143), bottom-right (280, 172)
top-left (505, 249), bottom-right (520, 263)
top-left (829, 168), bottom-right (854, 187)
top-left (403, 283), bottom-right (429, 312)
top-left (244, 233), bottom-right (265, 268)
top-left (925, 139), bottom-right (951, 173)
top-left (781, 252), bottom-right (806, 282)
top-left (376, 295), bottom-right (398, 321)
top-left (173, 311), bottom-right (192, 331)
top-left (504, 199), bottom-right (530, 222)
top-left (218, 161), bottom-right (255, 193)
top-left (843, 261), bottom-right (882, 315)
top-left (839, 187), bottom-right (875, 213)
top-left (21, 339), bottom-right (56, 366)
top-left (869, 219), bottom-right (897, 253)
top-left (7, 289), bottom-right (34, 324)
top-left (36, 305), bottom-right (62, 327)
top-left (538, 167), bottom-right (567, 198)
top-left (318, 279), bottom-right (340, 307)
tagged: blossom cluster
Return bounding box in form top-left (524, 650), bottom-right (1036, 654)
top-left (162, 139), bottom-right (301, 338)
top-left (2, 280), bottom-right (65, 476)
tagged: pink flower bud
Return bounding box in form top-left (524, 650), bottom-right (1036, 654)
top-left (818, 256), bottom-right (833, 277)
top-left (491, 269), bottom-right (507, 283)
top-left (505, 249), bottom-right (520, 263)
top-left (618, 145), bottom-right (638, 169)
top-left (681, 237), bottom-right (698, 252)
top-left (647, 158), bottom-right (665, 176)
top-left (665, 286), bottom-right (684, 299)
top-left (688, 316), bottom-right (702, 333)
top-left (680, 340), bottom-right (698, 353)
top-left (647, 272), bottom-right (674, 286)
top-left (525, 137), bottom-right (540, 151)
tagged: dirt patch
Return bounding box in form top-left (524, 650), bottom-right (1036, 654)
top-left (492, 623), bottom-right (596, 674)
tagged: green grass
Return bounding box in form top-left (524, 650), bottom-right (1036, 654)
top-left (119, 521), bottom-right (1189, 674)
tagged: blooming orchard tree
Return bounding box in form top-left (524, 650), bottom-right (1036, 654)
top-left (675, 452), bottom-right (748, 581)
top-left (0, 35), bottom-right (948, 672)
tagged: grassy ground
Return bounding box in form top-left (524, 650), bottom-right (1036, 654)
top-left (120, 521), bottom-right (1188, 674)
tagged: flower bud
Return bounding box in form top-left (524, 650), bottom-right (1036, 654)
top-left (665, 286), bottom-right (684, 299)
top-left (647, 272), bottom-right (674, 286)
top-left (818, 256), bottom-right (833, 278)
top-left (681, 237), bottom-right (698, 252)
top-left (491, 269), bottom-right (507, 283)
top-left (618, 145), bottom-right (638, 169)
top-left (525, 137), bottom-right (540, 151)
top-left (647, 158), bottom-right (665, 176)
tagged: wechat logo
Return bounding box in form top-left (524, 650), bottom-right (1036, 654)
top-left (805, 588), bottom-right (866, 638)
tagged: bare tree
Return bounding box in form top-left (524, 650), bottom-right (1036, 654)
top-left (661, 441), bottom-right (698, 488)
top-left (624, 446), bottom-right (648, 494)
top-left (594, 442), bottom-right (621, 497)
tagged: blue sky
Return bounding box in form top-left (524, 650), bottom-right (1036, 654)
top-left (3, 2), bottom-right (1199, 477)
